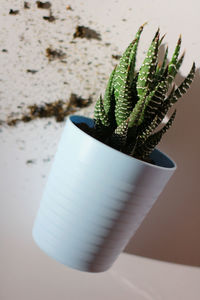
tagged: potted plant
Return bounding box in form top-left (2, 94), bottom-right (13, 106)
top-left (32, 24), bottom-right (195, 272)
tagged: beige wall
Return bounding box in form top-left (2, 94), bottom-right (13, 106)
top-left (125, 71), bottom-right (200, 266)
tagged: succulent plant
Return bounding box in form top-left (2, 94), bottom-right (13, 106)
top-left (93, 24), bottom-right (196, 162)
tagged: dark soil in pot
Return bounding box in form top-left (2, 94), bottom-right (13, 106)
top-left (75, 122), bottom-right (155, 165)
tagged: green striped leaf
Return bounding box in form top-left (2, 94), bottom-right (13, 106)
top-left (136, 29), bottom-right (160, 100)
top-left (167, 35), bottom-right (182, 84)
top-left (113, 25), bottom-right (145, 125)
top-left (144, 73), bottom-right (168, 121)
top-left (94, 95), bottom-right (110, 127)
top-left (128, 23), bottom-right (147, 85)
top-left (103, 67), bottom-right (116, 115)
top-left (128, 88), bottom-right (156, 127)
top-left (114, 84), bottom-right (134, 126)
top-left (135, 110), bottom-right (176, 159)
top-left (156, 46), bottom-right (168, 80)
top-left (129, 71), bottom-right (168, 128)
top-left (113, 24), bottom-right (145, 100)
top-left (163, 62), bottom-right (195, 109)
top-left (138, 114), bottom-right (162, 143)
top-left (109, 118), bottom-right (129, 150)
top-left (171, 62), bottom-right (196, 103)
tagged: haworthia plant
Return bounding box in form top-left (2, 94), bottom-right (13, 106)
top-left (93, 24), bottom-right (196, 162)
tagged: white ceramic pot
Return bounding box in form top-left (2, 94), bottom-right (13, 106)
top-left (32, 115), bottom-right (176, 272)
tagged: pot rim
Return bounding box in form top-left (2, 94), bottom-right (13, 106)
top-left (68, 115), bottom-right (177, 171)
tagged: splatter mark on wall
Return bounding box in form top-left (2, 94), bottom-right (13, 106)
top-left (5, 94), bottom-right (91, 127)
top-left (24, 2), bottom-right (30, 9)
top-left (43, 10), bottom-right (56, 22)
top-left (36, 1), bottom-right (51, 9)
top-left (73, 26), bottom-right (101, 40)
top-left (45, 47), bottom-right (66, 61)
top-left (9, 9), bottom-right (19, 15)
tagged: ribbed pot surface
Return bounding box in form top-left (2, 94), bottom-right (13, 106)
top-left (32, 115), bottom-right (176, 272)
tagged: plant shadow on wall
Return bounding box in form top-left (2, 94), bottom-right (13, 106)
top-left (124, 59), bottom-right (200, 267)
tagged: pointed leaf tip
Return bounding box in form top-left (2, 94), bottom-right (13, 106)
top-left (181, 50), bottom-right (185, 57)
top-left (153, 28), bottom-right (160, 41)
top-left (141, 21), bottom-right (148, 28)
top-left (191, 62), bottom-right (196, 74)
top-left (159, 33), bottom-right (166, 44)
top-left (131, 38), bottom-right (137, 45)
top-left (178, 34), bottom-right (182, 44)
